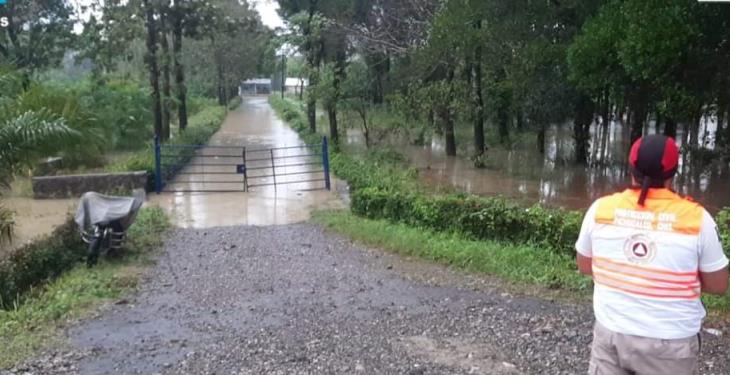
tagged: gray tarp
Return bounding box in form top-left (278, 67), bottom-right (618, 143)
top-left (75, 190), bottom-right (145, 231)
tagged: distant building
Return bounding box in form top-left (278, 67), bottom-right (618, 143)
top-left (285, 77), bottom-right (308, 95)
top-left (240, 79), bottom-right (272, 95)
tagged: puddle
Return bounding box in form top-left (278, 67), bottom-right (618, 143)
top-left (151, 96), bottom-right (346, 227)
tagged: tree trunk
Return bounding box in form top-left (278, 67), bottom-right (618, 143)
top-left (601, 88), bottom-right (610, 126)
top-left (496, 70), bottom-right (510, 144)
top-left (689, 106), bottom-right (701, 149)
top-left (216, 60), bottom-right (225, 106)
top-left (442, 68), bottom-right (457, 156)
top-left (367, 53), bottom-right (389, 105)
top-left (441, 106), bottom-right (456, 156)
top-left (715, 106), bottom-right (724, 147)
top-left (537, 123), bottom-right (546, 154)
top-left (327, 107), bottom-right (338, 145)
top-left (143, 0), bottom-right (162, 141)
top-left (629, 87), bottom-right (648, 145)
top-left (171, 8), bottom-right (187, 131)
top-left (664, 117), bottom-right (677, 139)
top-left (497, 100), bottom-right (510, 144)
top-left (472, 23), bottom-right (485, 158)
top-left (160, 13), bottom-right (171, 141)
top-left (724, 105), bottom-right (730, 149)
top-left (304, 4), bottom-right (321, 133)
top-left (573, 94), bottom-right (594, 165)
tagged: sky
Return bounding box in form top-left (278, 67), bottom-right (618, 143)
top-left (72, 0), bottom-right (286, 32)
top-left (251, 0), bottom-right (286, 30)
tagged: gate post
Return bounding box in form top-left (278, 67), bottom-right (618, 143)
top-left (154, 135), bottom-right (162, 194)
top-left (322, 136), bottom-right (331, 191)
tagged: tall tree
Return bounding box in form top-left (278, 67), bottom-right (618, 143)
top-left (142, 0), bottom-right (163, 140)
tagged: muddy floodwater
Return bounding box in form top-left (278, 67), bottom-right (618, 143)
top-left (1, 197), bottom-right (76, 254)
top-left (345, 117), bottom-right (730, 212)
top-left (151, 97), bottom-right (345, 227)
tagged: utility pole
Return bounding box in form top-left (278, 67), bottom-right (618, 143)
top-left (281, 54), bottom-right (286, 100)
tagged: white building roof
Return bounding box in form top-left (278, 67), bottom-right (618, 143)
top-left (285, 77), bottom-right (309, 87)
top-left (243, 78), bottom-right (271, 85)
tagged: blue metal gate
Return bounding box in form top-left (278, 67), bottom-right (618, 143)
top-left (154, 136), bottom-right (331, 193)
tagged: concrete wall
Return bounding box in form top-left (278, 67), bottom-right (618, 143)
top-left (32, 171), bottom-right (148, 199)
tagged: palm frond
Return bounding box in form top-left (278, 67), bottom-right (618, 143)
top-left (0, 110), bottom-right (79, 187)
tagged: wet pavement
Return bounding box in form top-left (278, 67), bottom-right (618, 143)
top-left (151, 97), bottom-right (346, 227)
top-left (7, 225), bottom-right (730, 374)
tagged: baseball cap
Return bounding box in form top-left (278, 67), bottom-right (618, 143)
top-left (628, 134), bottom-right (679, 206)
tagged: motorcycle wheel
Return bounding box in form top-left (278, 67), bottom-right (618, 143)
top-left (87, 236), bottom-right (103, 267)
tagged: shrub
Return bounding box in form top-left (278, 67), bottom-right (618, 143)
top-left (106, 103), bottom-right (226, 190)
top-left (352, 187), bottom-right (582, 256)
top-left (0, 220), bottom-right (83, 309)
top-left (717, 208), bottom-right (730, 256)
top-left (0, 207), bottom-right (168, 310)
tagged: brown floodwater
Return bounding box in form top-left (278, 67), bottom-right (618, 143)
top-left (1, 197), bottom-right (76, 254)
top-left (345, 117), bottom-right (730, 212)
top-left (151, 96), bottom-right (346, 227)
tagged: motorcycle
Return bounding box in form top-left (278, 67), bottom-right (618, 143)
top-left (75, 190), bottom-right (145, 267)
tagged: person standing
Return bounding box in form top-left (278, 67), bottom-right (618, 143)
top-left (575, 134), bottom-right (728, 374)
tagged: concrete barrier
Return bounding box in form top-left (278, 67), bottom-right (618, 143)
top-left (32, 171), bottom-right (148, 199)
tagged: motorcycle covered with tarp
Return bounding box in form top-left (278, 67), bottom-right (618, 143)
top-left (75, 189), bottom-right (145, 266)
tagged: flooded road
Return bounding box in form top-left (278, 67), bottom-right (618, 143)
top-left (151, 97), bottom-right (345, 227)
top-left (346, 118), bottom-right (730, 212)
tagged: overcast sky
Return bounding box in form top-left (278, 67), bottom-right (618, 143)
top-left (251, 0), bottom-right (285, 30)
top-left (73, 0), bottom-right (286, 32)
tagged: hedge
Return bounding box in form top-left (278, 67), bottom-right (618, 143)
top-left (351, 187), bottom-right (582, 256)
top-left (0, 208), bottom-right (168, 310)
top-left (0, 220), bottom-right (84, 309)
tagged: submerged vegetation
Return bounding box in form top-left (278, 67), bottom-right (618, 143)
top-left (270, 91), bottom-right (730, 314)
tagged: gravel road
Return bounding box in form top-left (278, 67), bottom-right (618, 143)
top-left (6, 224), bottom-right (730, 374)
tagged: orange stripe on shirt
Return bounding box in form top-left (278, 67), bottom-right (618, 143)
top-left (593, 271), bottom-right (700, 300)
top-left (592, 267), bottom-right (700, 292)
top-left (593, 257), bottom-right (698, 283)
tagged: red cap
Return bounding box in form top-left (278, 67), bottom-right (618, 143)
top-left (628, 135), bottom-right (679, 205)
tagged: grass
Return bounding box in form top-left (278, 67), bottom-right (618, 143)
top-left (314, 211), bottom-right (592, 293)
top-left (0, 207), bottom-right (168, 369)
top-left (315, 211), bottom-right (730, 316)
top-left (270, 93), bottom-right (730, 316)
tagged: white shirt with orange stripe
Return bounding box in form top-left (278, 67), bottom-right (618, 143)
top-left (576, 188), bottom-right (728, 340)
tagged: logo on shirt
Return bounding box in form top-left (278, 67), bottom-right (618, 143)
top-left (623, 234), bottom-right (657, 264)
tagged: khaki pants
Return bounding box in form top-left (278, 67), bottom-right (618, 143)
top-left (589, 322), bottom-right (700, 375)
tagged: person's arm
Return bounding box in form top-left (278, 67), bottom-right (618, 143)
top-left (698, 210), bottom-right (729, 295)
top-left (700, 267), bottom-right (728, 295)
top-left (575, 202), bottom-right (597, 276)
top-left (577, 253), bottom-right (593, 276)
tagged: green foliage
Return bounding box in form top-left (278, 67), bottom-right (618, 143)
top-left (0, 207), bottom-right (168, 368)
top-left (351, 187), bottom-right (581, 257)
top-left (106, 102), bottom-right (226, 189)
top-left (0, 207), bottom-right (168, 310)
top-left (0, 220), bottom-right (82, 310)
top-left (268, 95), bottom-right (319, 143)
top-left (717, 208), bottom-right (730, 257)
top-left (315, 211), bottom-right (591, 292)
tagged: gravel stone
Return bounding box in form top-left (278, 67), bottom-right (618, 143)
top-left (5, 224), bottom-right (730, 374)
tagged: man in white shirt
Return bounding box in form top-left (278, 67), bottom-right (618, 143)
top-left (575, 134), bottom-right (728, 374)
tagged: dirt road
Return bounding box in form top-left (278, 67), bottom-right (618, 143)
top-left (7, 224), bottom-right (730, 375)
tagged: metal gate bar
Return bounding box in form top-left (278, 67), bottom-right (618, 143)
top-left (154, 136), bottom-right (331, 193)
